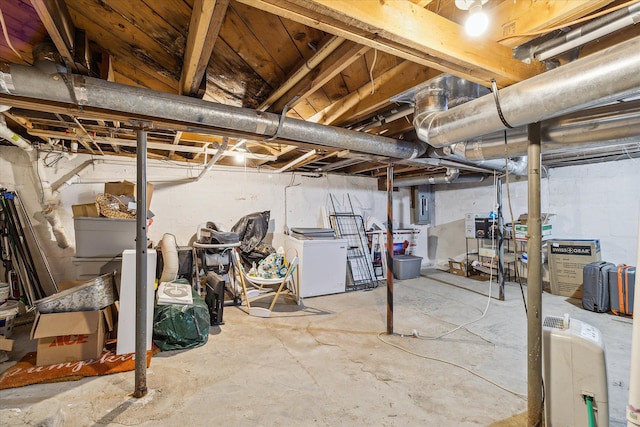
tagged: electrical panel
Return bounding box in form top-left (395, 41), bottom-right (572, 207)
top-left (413, 185), bottom-right (434, 225)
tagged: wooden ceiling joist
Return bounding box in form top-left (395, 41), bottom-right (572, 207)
top-left (309, 61), bottom-right (440, 126)
top-left (30, 0), bottom-right (76, 70)
top-left (180, 0), bottom-right (230, 96)
top-left (491, 0), bottom-right (617, 47)
top-left (238, 0), bottom-right (545, 86)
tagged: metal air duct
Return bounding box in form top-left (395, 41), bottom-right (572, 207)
top-left (0, 60), bottom-right (425, 161)
top-left (455, 98), bottom-right (640, 161)
top-left (415, 35), bottom-right (640, 148)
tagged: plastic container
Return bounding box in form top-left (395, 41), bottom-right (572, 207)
top-left (393, 255), bottom-right (423, 280)
top-left (0, 283), bottom-right (9, 303)
top-left (74, 217), bottom-right (137, 257)
top-left (0, 300), bottom-right (20, 338)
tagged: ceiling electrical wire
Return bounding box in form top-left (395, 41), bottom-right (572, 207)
top-left (369, 49), bottom-right (377, 95)
top-left (497, 0), bottom-right (640, 42)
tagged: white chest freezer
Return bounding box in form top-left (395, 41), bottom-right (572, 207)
top-left (285, 235), bottom-right (348, 298)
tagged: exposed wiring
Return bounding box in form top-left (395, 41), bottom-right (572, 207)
top-left (497, 0), bottom-right (640, 42)
top-left (503, 130), bottom-right (528, 314)
top-left (0, 6), bottom-right (26, 63)
top-left (369, 49), bottom-right (378, 95)
top-left (43, 150), bottom-right (64, 167)
top-left (377, 332), bottom-right (527, 400)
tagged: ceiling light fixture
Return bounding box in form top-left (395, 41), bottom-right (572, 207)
top-left (455, 0), bottom-right (489, 37)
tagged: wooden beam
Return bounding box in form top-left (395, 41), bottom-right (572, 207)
top-left (491, 0), bottom-right (617, 47)
top-left (270, 41), bottom-right (369, 113)
top-left (30, 0), bottom-right (76, 70)
top-left (409, 0), bottom-right (435, 7)
top-left (180, 0), bottom-right (230, 96)
top-left (167, 130), bottom-right (183, 158)
top-left (309, 61), bottom-right (440, 126)
top-left (238, 0), bottom-right (544, 86)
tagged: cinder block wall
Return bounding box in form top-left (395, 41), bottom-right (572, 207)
top-left (0, 146), bottom-right (426, 282)
top-left (430, 159), bottom-right (640, 268)
top-left (1, 145), bottom-right (637, 283)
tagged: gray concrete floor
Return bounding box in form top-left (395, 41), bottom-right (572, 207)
top-left (0, 269), bottom-right (632, 426)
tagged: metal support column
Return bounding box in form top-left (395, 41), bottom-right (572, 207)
top-left (527, 122), bottom-right (543, 426)
top-left (133, 125), bottom-right (149, 398)
top-left (386, 165), bottom-right (394, 335)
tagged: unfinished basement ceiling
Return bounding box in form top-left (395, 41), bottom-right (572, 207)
top-left (0, 0), bottom-right (639, 180)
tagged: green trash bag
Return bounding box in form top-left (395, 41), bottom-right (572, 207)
top-left (152, 282), bottom-right (210, 351)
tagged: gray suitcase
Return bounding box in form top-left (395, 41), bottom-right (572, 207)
top-left (582, 261), bottom-right (616, 312)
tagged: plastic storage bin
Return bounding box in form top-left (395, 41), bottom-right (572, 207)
top-left (393, 255), bottom-right (423, 280)
top-left (74, 217), bottom-right (137, 257)
top-left (0, 300), bottom-right (20, 338)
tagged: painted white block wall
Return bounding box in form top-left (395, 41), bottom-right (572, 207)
top-left (0, 146), bottom-right (426, 283)
top-left (430, 159), bottom-right (640, 269)
top-left (2, 144), bottom-right (637, 284)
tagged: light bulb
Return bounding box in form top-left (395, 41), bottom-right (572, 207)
top-left (465, 4), bottom-right (489, 37)
top-left (235, 152), bottom-right (245, 163)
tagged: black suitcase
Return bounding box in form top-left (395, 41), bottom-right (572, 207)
top-left (582, 261), bottom-right (616, 312)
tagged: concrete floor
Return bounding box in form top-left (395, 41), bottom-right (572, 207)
top-left (0, 268), bottom-right (633, 426)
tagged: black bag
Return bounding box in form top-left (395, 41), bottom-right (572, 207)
top-left (582, 261), bottom-right (616, 313)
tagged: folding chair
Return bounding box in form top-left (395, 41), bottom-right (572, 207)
top-left (235, 250), bottom-right (301, 318)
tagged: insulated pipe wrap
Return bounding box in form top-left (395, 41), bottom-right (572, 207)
top-left (418, 35), bottom-right (640, 148)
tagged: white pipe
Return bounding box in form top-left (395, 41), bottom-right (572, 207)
top-left (159, 233), bottom-right (179, 283)
top-left (0, 112), bottom-right (73, 248)
top-left (628, 208), bottom-right (640, 427)
top-left (41, 206), bottom-right (69, 249)
top-left (196, 137), bottom-right (228, 181)
top-left (0, 115), bottom-right (33, 151)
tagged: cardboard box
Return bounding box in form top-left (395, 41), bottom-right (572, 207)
top-left (72, 203), bottom-right (100, 218)
top-left (30, 306), bottom-right (113, 366)
top-left (514, 223), bottom-right (553, 241)
top-left (104, 180), bottom-right (154, 211)
top-left (547, 239), bottom-right (601, 298)
top-left (449, 260), bottom-right (470, 277)
top-left (448, 260), bottom-right (483, 277)
top-left (465, 213), bottom-right (488, 238)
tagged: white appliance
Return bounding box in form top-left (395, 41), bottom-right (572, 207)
top-left (117, 249), bottom-right (156, 355)
top-left (543, 314), bottom-right (609, 427)
top-left (285, 235), bottom-right (347, 298)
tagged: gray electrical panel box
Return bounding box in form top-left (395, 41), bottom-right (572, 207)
top-left (413, 185), bottom-right (434, 225)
